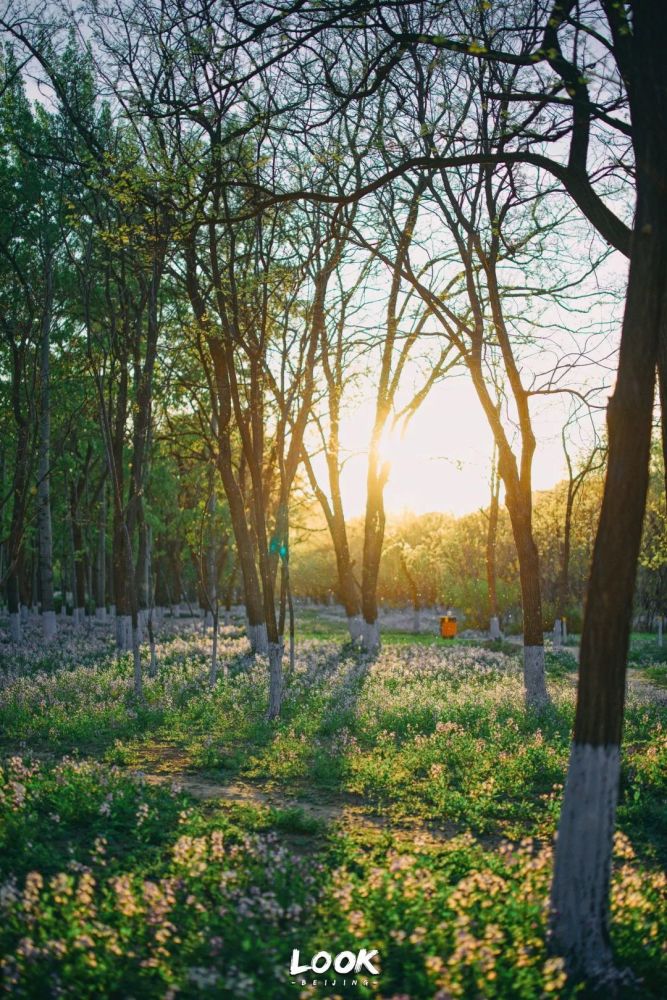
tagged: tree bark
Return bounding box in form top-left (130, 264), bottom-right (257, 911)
top-left (204, 479), bottom-right (217, 629)
top-left (302, 449), bottom-right (362, 640)
top-left (506, 496), bottom-right (550, 708)
top-left (37, 255), bottom-right (56, 640)
top-left (216, 447), bottom-right (267, 651)
top-left (69, 474), bottom-right (87, 624)
top-left (550, 3), bottom-right (667, 975)
top-left (95, 485), bottom-right (107, 618)
top-left (360, 462), bottom-right (386, 652)
top-left (7, 570), bottom-right (21, 643)
top-left (486, 445), bottom-right (500, 634)
top-left (5, 354), bottom-right (32, 644)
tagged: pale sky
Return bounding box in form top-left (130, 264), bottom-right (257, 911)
top-left (326, 376), bottom-right (595, 518)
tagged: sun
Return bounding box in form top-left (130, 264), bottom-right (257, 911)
top-left (328, 377), bottom-right (569, 518)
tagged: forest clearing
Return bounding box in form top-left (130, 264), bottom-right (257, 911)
top-left (3, 1), bottom-right (667, 997)
top-left (1, 610), bottom-right (666, 998)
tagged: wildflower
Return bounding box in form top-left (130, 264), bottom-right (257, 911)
top-left (542, 956), bottom-right (567, 992)
top-left (99, 793), bottom-right (113, 817)
top-left (109, 875), bottom-right (141, 918)
top-left (136, 802), bottom-right (150, 826)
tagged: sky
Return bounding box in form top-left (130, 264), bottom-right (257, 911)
top-left (312, 370), bottom-right (605, 520)
top-left (17, 20), bottom-right (623, 522)
top-left (309, 258), bottom-right (622, 521)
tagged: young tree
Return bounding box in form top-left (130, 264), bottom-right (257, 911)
top-left (485, 441), bottom-right (501, 639)
top-left (555, 407), bottom-right (606, 631)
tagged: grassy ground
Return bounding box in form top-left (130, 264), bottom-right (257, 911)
top-left (0, 615), bottom-right (665, 998)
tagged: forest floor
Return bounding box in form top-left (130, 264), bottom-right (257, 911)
top-left (0, 611), bottom-right (666, 999)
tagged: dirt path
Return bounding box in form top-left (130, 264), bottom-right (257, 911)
top-left (140, 769), bottom-right (359, 824)
top-left (132, 756), bottom-right (466, 848)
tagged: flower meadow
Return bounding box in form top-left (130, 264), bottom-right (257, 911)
top-left (0, 617), bottom-right (666, 998)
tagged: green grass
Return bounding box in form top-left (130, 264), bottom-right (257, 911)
top-left (643, 664), bottom-right (667, 688)
top-left (627, 632), bottom-right (667, 668)
top-left (0, 620), bottom-right (665, 998)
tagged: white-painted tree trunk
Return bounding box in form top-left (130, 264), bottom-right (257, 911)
top-left (136, 609), bottom-right (147, 643)
top-left (109, 604), bottom-right (116, 618)
top-left (523, 645), bottom-right (550, 708)
top-left (413, 608), bottom-right (421, 634)
top-left (74, 607), bottom-right (85, 628)
top-left (553, 618), bottom-right (563, 649)
top-left (267, 641), bottom-right (283, 719)
top-left (347, 615), bottom-right (363, 642)
top-left (132, 625), bottom-right (143, 699)
top-left (95, 607), bottom-right (106, 621)
top-left (489, 616), bottom-right (501, 640)
top-left (562, 618), bottom-right (568, 643)
top-left (9, 612), bottom-right (21, 643)
top-left (549, 743), bottom-right (620, 979)
top-left (362, 620), bottom-right (381, 652)
top-left (20, 604), bottom-right (29, 623)
top-left (148, 618), bottom-right (157, 678)
top-left (210, 622), bottom-right (219, 685)
top-left (41, 610), bottom-right (57, 641)
top-left (117, 614), bottom-right (132, 652)
top-left (247, 622), bottom-right (269, 655)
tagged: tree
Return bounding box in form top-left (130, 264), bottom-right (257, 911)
top-left (0, 53), bottom-right (41, 642)
top-left (303, 4), bottom-right (654, 973)
top-left (484, 440), bottom-right (501, 638)
top-left (555, 406), bottom-right (606, 630)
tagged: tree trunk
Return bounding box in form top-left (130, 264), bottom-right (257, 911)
top-left (110, 362), bottom-right (131, 648)
top-left (304, 450), bottom-right (363, 642)
top-left (147, 607), bottom-right (157, 677)
top-left (7, 571), bottom-right (21, 643)
top-left (204, 482), bottom-right (217, 629)
top-left (556, 481), bottom-right (575, 625)
top-left (146, 525), bottom-right (157, 676)
top-left (19, 554), bottom-right (30, 625)
top-left (135, 517), bottom-right (149, 638)
top-left (486, 446), bottom-right (500, 635)
top-left (113, 512), bottom-right (132, 651)
top-left (209, 606), bottom-right (220, 685)
top-left (267, 641), bottom-right (283, 718)
top-left (361, 460), bottom-right (388, 652)
top-left (337, 544), bottom-right (362, 641)
top-left (506, 497), bottom-right (550, 709)
top-left (550, 9), bottom-right (667, 972)
top-left (70, 484), bottom-right (87, 624)
top-left (216, 449), bottom-right (266, 653)
top-left (6, 413), bottom-right (31, 644)
top-left (223, 557), bottom-right (237, 626)
top-left (95, 486), bottom-right (107, 619)
top-left (37, 258), bottom-right (56, 641)
top-left (550, 272), bottom-right (662, 976)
